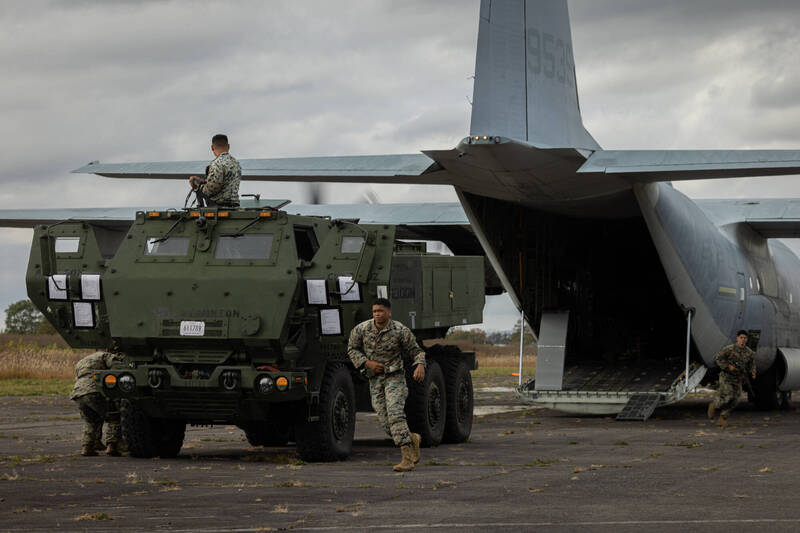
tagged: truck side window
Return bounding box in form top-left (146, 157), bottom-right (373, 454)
top-left (145, 237), bottom-right (191, 256)
top-left (341, 236), bottom-right (364, 254)
top-left (215, 234), bottom-right (274, 259)
top-left (294, 226), bottom-right (319, 261)
top-left (55, 237), bottom-right (81, 253)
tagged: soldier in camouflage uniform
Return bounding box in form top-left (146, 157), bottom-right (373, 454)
top-left (348, 298), bottom-right (426, 471)
top-left (708, 330), bottom-right (757, 427)
top-left (70, 351), bottom-right (124, 456)
top-left (188, 133), bottom-right (241, 207)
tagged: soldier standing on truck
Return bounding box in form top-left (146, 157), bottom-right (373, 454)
top-left (348, 298), bottom-right (425, 471)
top-left (188, 133), bottom-right (241, 207)
top-left (70, 350), bottom-right (125, 456)
top-left (708, 330), bottom-right (757, 427)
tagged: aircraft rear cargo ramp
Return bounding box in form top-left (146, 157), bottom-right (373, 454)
top-left (514, 311), bottom-right (707, 420)
top-left (516, 359), bottom-right (707, 420)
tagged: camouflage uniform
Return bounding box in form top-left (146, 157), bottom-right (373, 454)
top-left (70, 352), bottom-right (122, 448)
top-left (713, 343), bottom-right (756, 418)
top-left (200, 152), bottom-right (241, 206)
top-left (348, 319), bottom-right (426, 447)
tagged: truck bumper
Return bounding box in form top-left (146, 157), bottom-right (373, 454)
top-left (97, 365), bottom-right (308, 423)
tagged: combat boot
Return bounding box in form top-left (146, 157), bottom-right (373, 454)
top-left (393, 445), bottom-right (415, 472)
top-left (81, 444), bottom-right (98, 457)
top-left (717, 416), bottom-right (728, 428)
top-left (106, 441), bottom-right (122, 457)
top-left (94, 440), bottom-right (107, 452)
top-left (410, 433), bottom-right (421, 464)
top-left (707, 402), bottom-right (716, 420)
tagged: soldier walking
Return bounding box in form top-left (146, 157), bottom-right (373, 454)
top-left (348, 298), bottom-right (425, 471)
top-left (708, 330), bottom-right (757, 427)
top-left (70, 351), bottom-right (125, 456)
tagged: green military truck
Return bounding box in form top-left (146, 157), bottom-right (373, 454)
top-left (26, 204), bottom-right (484, 461)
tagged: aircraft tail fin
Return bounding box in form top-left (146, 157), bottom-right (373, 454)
top-left (469, 0), bottom-right (600, 151)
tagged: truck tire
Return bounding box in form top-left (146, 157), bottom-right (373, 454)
top-left (242, 418), bottom-right (293, 447)
top-left (406, 359), bottom-right (446, 447)
top-left (295, 364), bottom-right (355, 462)
top-left (121, 400), bottom-right (185, 458)
top-left (443, 358), bottom-right (473, 443)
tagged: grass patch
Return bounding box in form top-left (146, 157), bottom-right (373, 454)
top-left (75, 512), bottom-right (114, 521)
top-left (0, 378), bottom-right (73, 396)
top-left (471, 364), bottom-right (537, 379)
top-left (664, 441), bottom-right (703, 448)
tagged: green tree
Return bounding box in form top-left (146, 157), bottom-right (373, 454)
top-left (445, 327), bottom-right (487, 344)
top-left (509, 319), bottom-right (535, 345)
top-left (5, 299), bottom-right (44, 334)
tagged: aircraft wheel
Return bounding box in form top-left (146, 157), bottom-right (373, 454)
top-left (752, 366), bottom-right (781, 410)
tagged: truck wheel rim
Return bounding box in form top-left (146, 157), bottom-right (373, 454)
top-left (457, 381), bottom-right (470, 423)
top-left (332, 390), bottom-right (350, 441)
top-left (428, 383), bottom-right (442, 426)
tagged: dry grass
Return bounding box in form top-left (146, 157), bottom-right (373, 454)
top-left (428, 338), bottom-right (537, 368)
top-left (0, 335), bottom-right (89, 380)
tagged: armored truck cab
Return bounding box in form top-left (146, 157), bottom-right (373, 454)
top-left (26, 205), bottom-right (484, 460)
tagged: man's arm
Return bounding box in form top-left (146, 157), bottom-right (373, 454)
top-left (347, 327), bottom-right (367, 369)
top-left (715, 346), bottom-right (731, 369)
top-left (399, 328), bottom-right (426, 382)
top-left (201, 162), bottom-right (225, 197)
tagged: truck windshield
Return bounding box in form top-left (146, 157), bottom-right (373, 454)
top-left (215, 234), bottom-right (274, 259)
top-left (145, 237), bottom-right (191, 256)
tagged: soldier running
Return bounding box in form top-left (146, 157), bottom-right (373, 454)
top-left (348, 298), bottom-right (425, 471)
top-left (708, 330), bottom-right (757, 427)
top-left (70, 351), bottom-right (125, 456)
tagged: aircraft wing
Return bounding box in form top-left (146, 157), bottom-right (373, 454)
top-left (72, 154), bottom-right (455, 185)
top-left (579, 150), bottom-right (800, 181)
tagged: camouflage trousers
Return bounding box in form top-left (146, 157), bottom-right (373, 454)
top-left (75, 393), bottom-right (121, 447)
top-left (713, 373), bottom-right (744, 418)
top-left (369, 371), bottom-right (412, 447)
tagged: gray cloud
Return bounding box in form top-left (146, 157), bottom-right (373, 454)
top-left (2, 1), bottom-right (800, 330)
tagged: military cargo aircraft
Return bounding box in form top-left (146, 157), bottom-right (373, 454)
top-left (4, 0), bottom-right (800, 419)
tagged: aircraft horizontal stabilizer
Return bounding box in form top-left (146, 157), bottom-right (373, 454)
top-left (72, 154), bottom-right (454, 185)
top-left (745, 219), bottom-right (800, 239)
top-left (580, 150), bottom-right (800, 181)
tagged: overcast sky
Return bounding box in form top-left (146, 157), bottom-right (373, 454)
top-left (1, 0), bottom-right (799, 332)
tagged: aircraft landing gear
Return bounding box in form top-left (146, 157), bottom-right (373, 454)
top-left (751, 365), bottom-right (790, 410)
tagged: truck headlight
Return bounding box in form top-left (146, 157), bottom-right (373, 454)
top-left (256, 375), bottom-right (274, 394)
top-left (118, 373), bottom-right (136, 393)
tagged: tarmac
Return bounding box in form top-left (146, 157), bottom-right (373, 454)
top-left (1, 384), bottom-right (800, 532)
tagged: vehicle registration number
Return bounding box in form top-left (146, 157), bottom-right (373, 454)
top-left (180, 321), bottom-right (205, 336)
